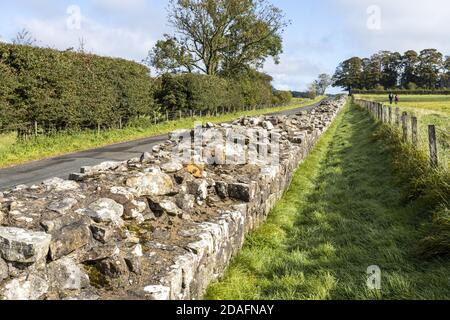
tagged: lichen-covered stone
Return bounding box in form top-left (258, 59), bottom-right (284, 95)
top-left (0, 227), bottom-right (51, 264)
top-left (49, 222), bottom-right (91, 260)
top-left (86, 198), bottom-right (124, 226)
top-left (126, 172), bottom-right (175, 197)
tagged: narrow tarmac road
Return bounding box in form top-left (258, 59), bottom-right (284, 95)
top-left (0, 100), bottom-right (324, 190)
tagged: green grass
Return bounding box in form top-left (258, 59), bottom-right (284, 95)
top-left (205, 101), bottom-right (450, 300)
top-left (0, 97), bottom-right (323, 168)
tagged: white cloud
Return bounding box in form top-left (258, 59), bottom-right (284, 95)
top-left (334, 0), bottom-right (450, 54)
top-left (16, 15), bottom-right (155, 62)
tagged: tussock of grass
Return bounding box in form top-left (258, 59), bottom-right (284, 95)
top-left (205, 102), bottom-right (450, 300)
top-left (373, 122), bottom-right (450, 259)
top-left (0, 97), bottom-right (323, 168)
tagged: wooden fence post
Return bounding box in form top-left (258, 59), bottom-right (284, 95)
top-left (179, 110), bottom-right (182, 119)
top-left (411, 117), bottom-right (418, 147)
top-left (401, 112), bottom-right (408, 142)
top-left (388, 107), bottom-right (392, 124)
top-left (395, 108), bottom-right (400, 127)
top-left (428, 125), bottom-right (438, 168)
top-left (34, 121), bottom-right (38, 137)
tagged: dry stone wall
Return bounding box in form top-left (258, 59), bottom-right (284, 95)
top-left (0, 97), bottom-right (347, 300)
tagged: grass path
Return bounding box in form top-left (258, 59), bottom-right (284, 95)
top-left (205, 102), bottom-right (450, 300)
top-left (0, 97), bottom-right (323, 169)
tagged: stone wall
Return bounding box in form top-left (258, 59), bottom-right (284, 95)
top-left (0, 97), bottom-right (347, 300)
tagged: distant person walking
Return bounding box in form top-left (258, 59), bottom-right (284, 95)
top-left (389, 93), bottom-right (394, 105)
top-left (395, 94), bottom-right (399, 105)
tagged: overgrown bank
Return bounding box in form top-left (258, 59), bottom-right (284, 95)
top-left (205, 102), bottom-right (450, 300)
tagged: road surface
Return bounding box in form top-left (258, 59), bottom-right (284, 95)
top-left (0, 99), bottom-right (325, 190)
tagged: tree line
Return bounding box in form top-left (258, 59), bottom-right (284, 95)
top-left (332, 49), bottom-right (450, 93)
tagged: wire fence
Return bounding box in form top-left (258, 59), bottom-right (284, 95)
top-left (0, 101), bottom-right (300, 139)
top-left (355, 99), bottom-right (449, 171)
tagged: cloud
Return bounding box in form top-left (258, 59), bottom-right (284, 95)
top-left (334, 0), bottom-right (450, 54)
top-left (264, 55), bottom-right (323, 91)
top-left (17, 15), bottom-right (155, 62)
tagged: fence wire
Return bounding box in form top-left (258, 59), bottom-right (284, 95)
top-left (355, 99), bottom-right (449, 171)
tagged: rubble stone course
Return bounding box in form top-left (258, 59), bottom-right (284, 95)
top-left (0, 97), bottom-right (346, 300)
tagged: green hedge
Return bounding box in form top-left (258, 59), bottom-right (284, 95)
top-left (154, 71), bottom-right (280, 113)
top-left (353, 89), bottom-right (450, 95)
top-left (0, 44), bottom-right (284, 136)
top-left (0, 43), bottom-right (154, 132)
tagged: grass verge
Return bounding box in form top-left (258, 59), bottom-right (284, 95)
top-left (205, 101), bottom-right (450, 300)
top-left (0, 97), bottom-right (323, 169)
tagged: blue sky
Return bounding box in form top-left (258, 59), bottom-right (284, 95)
top-left (1, 0), bottom-right (449, 92)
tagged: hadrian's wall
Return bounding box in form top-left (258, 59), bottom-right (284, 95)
top-left (0, 97), bottom-right (347, 300)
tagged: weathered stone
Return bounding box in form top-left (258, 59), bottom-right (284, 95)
top-left (47, 198), bottom-right (78, 215)
top-left (228, 182), bottom-right (256, 202)
top-left (81, 161), bottom-right (121, 174)
top-left (1, 274), bottom-right (49, 300)
top-left (123, 200), bottom-right (147, 224)
top-left (126, 172), bottom-right (175, 197)
top-left (40, 213), bottom-right (88, 233)
top-left (185, 164), bottom-right (204, 178)
top-left (0, 227), bottom-right (51, 264)
top-left (262, 121), bottom-right (274, 130)
top-left (148, 198), bottom-right (182, 217)
top-left (96, 254), bottom-right (129, 279)
top-left (175, 194), bottom-right (195, 211)
top-left (143, 285), bottom-right (170, 300)
top-left (42, 177), bottom-right (79, 192)
top-left (140, 152), bottom-right (153, 163)
top-left (49, 222), bottom-right (91, 261)
top-left (47, 257), bottom-right (90, 291)
top-left (86, 198), bottom-right (124, 226)
top-left (0, 209), bottom-right (5, 225)
top-left (215, 181), bottom-right (229, 199)
top-left (81, 243), bottom-right (120, 263)
top-left (124, 244), bottom-right (143, 274)
top-left (90, 224), bottom-right (115, 244)
top-left (161, 160), bottom-right (183, 173)
top-left (186, 180), bottom-right (209, 200)
top-left (0, 257), bottom-right (8, 281)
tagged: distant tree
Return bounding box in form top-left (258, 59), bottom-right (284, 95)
top-left (441, 56), bottom-right (450, 88)
top-left (379, 51), bottom-right (402, 89)
top-left (315, 73), bottom-right (332, 95)
top-left (361, 55), bottom-right (381, 89)
top-left (332, 57), bottom-right (363, 93)
top-left (306, 82), bottom-right (318, 99)
top-left (147, 0), bottom-right (289, 75)
top-left (416, 49), bottom-right (443, 89)
top-left (400, 50), bottom-right (419, 88)
top-left (12, 29), bottom-right (36, 46)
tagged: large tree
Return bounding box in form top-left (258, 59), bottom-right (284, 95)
top-left (332, 57), bottom-right (363, 93)
top-left (148, 0), bottom-right (288, 75)
top-left (379, 51), bottom-right (402, 89)
top-left (361, 55), bottom-right (382, 89)
top-left (416, 49), bottom-right (443, 89)
top-left (400, 50), bottom-right (419, 88)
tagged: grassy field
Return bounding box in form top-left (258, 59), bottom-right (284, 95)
top-left (0, 97), bottom-right (322, 168)
top-left (355, 94), bottom-right (449, 169)
top-left (205, 101), bottom-right (450, 300)
top-left (354, 94), bottom-right (450, 115)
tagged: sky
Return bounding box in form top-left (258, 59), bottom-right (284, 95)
top-left (0, 0), bottom-right (449, 93)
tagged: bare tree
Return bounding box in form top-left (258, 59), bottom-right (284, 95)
top-left (12, 29), bottom-right (36, 46)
